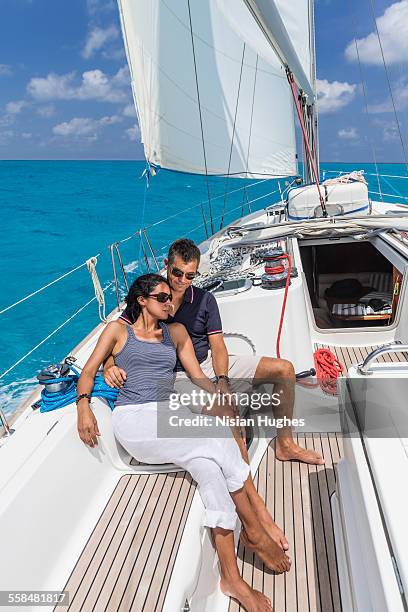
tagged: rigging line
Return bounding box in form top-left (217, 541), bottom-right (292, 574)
top-left (368, 0), bottom-right (408, 171)
top-left (241, 54), bottom-right (259, 216)
top-left (0, 260), bottom-right (93, 317)
top-left (187, 0), bottom-right (211, 237)
top-left (219, 43), bottom-right (246, 230)
top-left (349, 0), bottom-right (382, 200)
top-left (0, 285), bottom-right (113, 381)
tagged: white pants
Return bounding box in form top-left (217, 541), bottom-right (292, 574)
top-left (112, 402), bottom-right (250, 530)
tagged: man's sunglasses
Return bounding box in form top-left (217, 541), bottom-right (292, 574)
top-left (147, 292), bottom-right (173, 303)
top-left (170, 266), bottom-right (198, 281)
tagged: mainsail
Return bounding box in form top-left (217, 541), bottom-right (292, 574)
top-left (118, 0), bottom-right (315, 178)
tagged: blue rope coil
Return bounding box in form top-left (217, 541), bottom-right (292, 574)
top-left (38, 364), bottom-right (118, 412)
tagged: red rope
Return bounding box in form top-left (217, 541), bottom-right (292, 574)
top-left (275, 254), bottom-right (292, 359)
top-left (286, 70), bottom-right (327, 216)
top-left (313, 348), bottom-right (344, 395)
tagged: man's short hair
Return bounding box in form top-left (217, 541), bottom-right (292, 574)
top-left (168, 238), bottom-right (201, 266)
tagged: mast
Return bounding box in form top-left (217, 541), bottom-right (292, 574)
top-left (309, 0), bottom-right (320, 181)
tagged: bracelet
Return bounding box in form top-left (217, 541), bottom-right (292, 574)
top-left (76, 393), bottom-right (92, 405)
top-left (215, 374), bottom-right (230, 384)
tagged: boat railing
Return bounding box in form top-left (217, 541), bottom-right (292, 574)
top-left (0, 408), bottom-right (14, 437)
top-left (357, 341), bottom-right (408, 375)
top-left (322, 169), bottom-right (408, 205)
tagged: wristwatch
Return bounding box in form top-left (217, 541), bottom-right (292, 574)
top-left (215, 374), bottom-right (230, 384)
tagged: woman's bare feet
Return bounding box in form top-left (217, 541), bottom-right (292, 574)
top-left (275, 439), bottom-right (325, 465)
top-left (240, 528), bottom-right (291, 574)
top-left (252, 502), bottom-right (289, 550)
top-left (221, 576), bottom-right (273, 611)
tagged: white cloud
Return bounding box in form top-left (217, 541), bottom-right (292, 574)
top-left (53, 114), bottom-right (122, 139)
top-left (316, 79), bottom-right (357, 114)
top-left (0, 114), bottom-right (15, 128)
top-left (123, 103), bottom-right (135, 117)
top-left (338, 127), bottom-right (359, 140)
top-left (37, 104), bottom-right (56, 118)
top-left (82, 25), bottom-right (118, 59)
top-left (373, 118), bottom-right (400, 142)
top-left (86, 0), bottom-right (115, 16)
top-left (0, 130), bottom-right (14, 144)
top-left (368, 76), bottom-right (408, 113)
top-left (27, 72), bottom-right (76, 101)
top-left (6, 100), bottom-right (26, 114)
top-left (0, 64), bottom-right (12, 76)
top-left (27, 67), bottom-right (130, 103)
top-left (345, 0), bottom-right (408, 65)
top-left (22, 132), bottom-right (32, 139)
top-left (126, 124), bottom-right (140, 141)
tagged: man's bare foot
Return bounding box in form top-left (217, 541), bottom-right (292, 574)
top-left (220, 576), bottom-right (273, 611)
top-left (240, 528), bottom-right (291, 574)
top-left (275, 439), bottom-right (325, 465)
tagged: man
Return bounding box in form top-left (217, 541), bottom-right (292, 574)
top-left (105, 238), bottom-right (323, 466)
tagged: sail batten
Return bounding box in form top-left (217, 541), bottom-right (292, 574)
top-left (118, 0), bottom-right (304, 177)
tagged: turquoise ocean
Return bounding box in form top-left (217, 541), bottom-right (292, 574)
top-left (1, 160), bottom-right (408, 418)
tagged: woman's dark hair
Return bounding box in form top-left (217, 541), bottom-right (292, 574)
top-left (125, 273), bottom-right (170, 323)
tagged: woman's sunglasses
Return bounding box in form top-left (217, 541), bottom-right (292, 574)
top-left (170, 266), bottom-right (198, 281)
top-left (147, 292), bottom-right (173, 303)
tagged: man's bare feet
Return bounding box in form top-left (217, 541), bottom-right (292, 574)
top-left (240, 528), bottom-right (291, 574)
top-left (220, 576), bottom-right (273, 611)
top-left (275, 439), bottom-right (325, 465)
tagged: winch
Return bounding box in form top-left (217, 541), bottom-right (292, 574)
top-left (36, 357), bottom-right (76, 393)
top-left (260, 247), bottom-right (291, 290)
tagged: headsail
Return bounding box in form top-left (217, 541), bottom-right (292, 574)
top-left (118, 0), bottom-right (303, 178)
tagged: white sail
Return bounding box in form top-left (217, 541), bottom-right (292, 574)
top-left (274, 0), bottom-right (315, 94)
top-left (118, 0), bottom-right (298, 177)
top-left (239, 0), bottom-right (315, 99)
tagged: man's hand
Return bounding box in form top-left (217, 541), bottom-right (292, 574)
top-left (215, 380), bottom-right (246, 444)
top-left (215, 378), bottom-right (232, 396)
top-left (77, 405), bottom-right (100, 447)
top-left (104, 365), bottom-right (127, 388)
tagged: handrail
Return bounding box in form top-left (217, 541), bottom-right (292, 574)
top-left (357, 341), bottom-right (408, 375)
top-left (369, 190), bottom-right (408, 202)
top-left (0, 408), bottom-right (15, 437)
top-left (109, 242), bottom-right (129, 309)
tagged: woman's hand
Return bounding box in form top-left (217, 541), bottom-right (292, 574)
top-left (77, 403), bottom-right (100, 447)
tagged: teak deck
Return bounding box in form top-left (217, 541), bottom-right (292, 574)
top-left (60, 434), bottom-right (343, 612)
top-left (61, 471), bottom-right (196, 612)
top-left (229, 433), bottom-right (343, 612)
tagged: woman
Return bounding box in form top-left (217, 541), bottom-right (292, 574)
top-left (77, 274), bottom-right (290, 612)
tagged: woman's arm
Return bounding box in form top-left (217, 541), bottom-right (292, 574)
top-left (77, 322), bottom-right (121, 447)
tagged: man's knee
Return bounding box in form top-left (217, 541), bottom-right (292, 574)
top-left (257, 356), bottom-right (295, 381)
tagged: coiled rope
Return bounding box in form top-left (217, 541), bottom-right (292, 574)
top-left (86, 257), bottom-right (106, 322)
top-left (313, 348), bottom-right (344, 395)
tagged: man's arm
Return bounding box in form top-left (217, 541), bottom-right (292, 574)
top-left (208, 332), bottom-right (229, 380)
top-left (103, 355), bottom-right (127, 388)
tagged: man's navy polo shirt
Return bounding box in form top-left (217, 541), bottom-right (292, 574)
top-left (120, 285), bottom-right (222, 371)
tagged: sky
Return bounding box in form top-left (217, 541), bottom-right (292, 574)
top-left (0, 0), bottom-right (407, 162)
